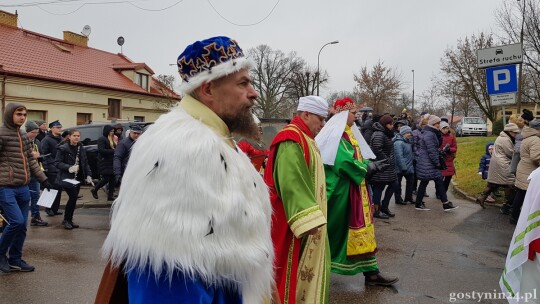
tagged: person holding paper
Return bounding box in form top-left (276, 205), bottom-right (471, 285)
top-left (54, 129), bottom-right (92, 230)
top-left (0, 103), bottom-right (52, 273)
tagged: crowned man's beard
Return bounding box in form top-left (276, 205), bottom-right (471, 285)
top-left (224, 109), bottom-right (259, 140)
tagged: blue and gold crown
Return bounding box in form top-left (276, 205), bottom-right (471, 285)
top-left (177, 36), bottom-right (253, 94)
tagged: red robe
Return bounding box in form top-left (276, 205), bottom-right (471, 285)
top-left (264, 117), bottom-right (313, 304)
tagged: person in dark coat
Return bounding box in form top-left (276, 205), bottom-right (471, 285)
top-left (25, 121), bottom-right (48, 226)
top-left (40, 120), bottom-right (64, 216)
top-left (393, 126), bottom-right (415, 205)
top-left (113, 125), bottom-right (142, 184)
top-left (369, 114), bottom-right (397, 219)
top-left (414, 114), bottom-right (458, 211)
top-left (35, 120), bottom-right (48, 142)
top-left (477, 142), bottom-right (497, 204)
top-left (361, 114), bottom-right (380, 145)
top-left (91, 125), bottom-right (116, 201)
top-left (54, 129), bottom-right (93, 229)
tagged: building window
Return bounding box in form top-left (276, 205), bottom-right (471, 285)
top-left (77, 113), bottom-right (92, 125)
top-left (108, 98), bottom-right (121, 119)
top-left (136, 73), bottom-right (149, 91)
top-left (134, 116), bottom-right (145, 122)
top-left (27, 110), bottom-right (46, 123)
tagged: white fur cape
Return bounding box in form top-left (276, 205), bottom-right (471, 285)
top-left (102, 106), bottom-right (274, 303)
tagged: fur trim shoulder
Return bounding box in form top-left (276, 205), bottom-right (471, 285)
top-left (102, 107), bottom-right (273, 303)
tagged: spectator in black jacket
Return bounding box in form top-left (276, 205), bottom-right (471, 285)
top-left (54, 129), bottom-right (92, 229)
top-left (35, 120), bottom-right (48, 142)
top-left (91, 125), bottom-right (116, 201)
top-left (113, 125), bottom-right (143, 184)
top-left (369, 114), bottom-right (397, 219)
top-left (40, 120), bottom-right (64, 216)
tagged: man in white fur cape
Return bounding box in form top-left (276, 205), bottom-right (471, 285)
top-left (96, 36), bottom-right (275, 304)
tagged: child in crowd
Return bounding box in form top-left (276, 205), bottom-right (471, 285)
top-left (478, 143), bottom-right (496, 203)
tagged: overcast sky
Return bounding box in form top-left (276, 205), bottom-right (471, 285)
top-left (3, 0), bottom-right (508, 101)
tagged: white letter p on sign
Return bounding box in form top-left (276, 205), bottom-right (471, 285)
top-left (494, 69), bottom-right (510, 91)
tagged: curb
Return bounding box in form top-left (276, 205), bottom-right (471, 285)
top-left (450, 180), bottom-right (501, 208)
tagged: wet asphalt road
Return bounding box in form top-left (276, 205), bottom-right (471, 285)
top-left (0, 186), bottom-right (515, 304)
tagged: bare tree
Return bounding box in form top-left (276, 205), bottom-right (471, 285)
top-left (496, 0), bottom-right (540, 103)
top-left (417, 83), bottom-right (446, 117)
top-left (353, 60), bottom-right (402, 113)
top-left (440, 33), bottom-right (496, 121)
top-left (248, 45), bottom-right (304, 118)
top-left (154, 74), bottom-right (181, 109)
top-left (287, 67), bottom-right (328, 105)
top-left (325, 91), bottom-right (363, 106)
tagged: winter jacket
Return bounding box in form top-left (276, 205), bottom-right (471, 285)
top-left (440, 132), bottom-right (457, 177)
top-left (113, 136), bottom-right (136, 177)
top-left (515, 127), bottom-right (540, 190)
top-left (0, 103), bottom-right (47, 186)
top-left (54, 142), bottom-right (92, 185)
top-left (412, 127), bottom-right (423, 160)
top-left (369, 122), bottom-right (396, 183)
top-left (478, 142), bottom-right (493, 180)
top-left (40, 132), bottom-right (63, 174)
top-left (510, 132), bottom-right (523, 175)
top-left (361, 119), bottom-right (375, 145)
top-left (393, 133), bottom-right (414, 175)
top-left (97, 125), bottom-right (116, 175)
top-left (487, 131), bottom-right (516, 186)
top-left (415, 125), bottom-right (442, 181)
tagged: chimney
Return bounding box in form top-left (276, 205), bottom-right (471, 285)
top-left (63, 31), bottom-right (88, 47)
top-left (0, 10), bottom-right (17, 28)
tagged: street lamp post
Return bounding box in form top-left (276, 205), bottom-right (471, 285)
top-left (317, 40), bottom-right (339, 96)
top-left (411, 69), bottom-right (415, 122)
top-left (517, 0), bottom-right (526, 112)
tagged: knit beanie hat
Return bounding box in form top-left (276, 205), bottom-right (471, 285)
top-left (522, 109), bottom-right (534, 122)
top-left (25, 120), bottom-right (39, 132)
top-left (399, 126), bottom-right (412, 136)
top-left (426, 114), bottom-right (441, 126)
top-left (379, 114), bottom-right (393, 126)
top-left (529, 119), bottom-right (540, 130)
top-left (440, 121), bottom-right (450, 130)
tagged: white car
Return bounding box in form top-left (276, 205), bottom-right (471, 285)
top-left (456, 117), bottom-right (488, 137)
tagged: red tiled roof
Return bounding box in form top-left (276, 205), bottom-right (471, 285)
top-left (0, 24), bottom-right (178, 99)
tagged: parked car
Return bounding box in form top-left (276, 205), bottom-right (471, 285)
top-left (456, 117), bottom-right (488, 137)
top-left (63, 121), bottom-right (152, 179)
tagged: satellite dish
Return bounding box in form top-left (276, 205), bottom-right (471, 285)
top-left (117, 36), bottom-right (125, 46)
top-left (81, 25), bottom-right (91, 37)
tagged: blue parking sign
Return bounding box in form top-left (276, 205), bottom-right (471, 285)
top-left (486, 65), bottom-right (518, 95)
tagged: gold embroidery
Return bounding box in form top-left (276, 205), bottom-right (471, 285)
top-left (299, 265), bottom-right (315, 282)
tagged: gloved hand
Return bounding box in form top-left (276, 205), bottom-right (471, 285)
top-left (42, 180), bottom-right (52, 191)
top-left (478, 172), bottom-right (482, 176)
top-left (115, 175), bottom-right (121, 185)
top-left (68, 165), bottom-right (79, 173)
top-left (366, 160), bottom-right (390, 178)
top-left (86, 176), bottom-right (93, 185)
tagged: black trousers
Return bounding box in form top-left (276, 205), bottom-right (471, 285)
top-left (63, 185), bottom-right (80, 222)
top-left (442, 176), bottom-right (452, 193)
top-left (371, 181), bottom-right (395, 210)
top-left (416, 177), bottom-right (448, 205)
top-left (395, 173), bottom-right (414, 202)
top-left (94, 174), bottom-right (115, 199)
top-left (511, 189), bottom-right (527, 221)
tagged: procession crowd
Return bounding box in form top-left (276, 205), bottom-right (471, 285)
top-left (0, 35), bottom-right (538, 303)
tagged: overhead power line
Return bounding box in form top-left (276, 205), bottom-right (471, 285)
top-left (206, 0), bottom-right (281, 27)
top-left (1, 0), bottom-right (185, 15)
